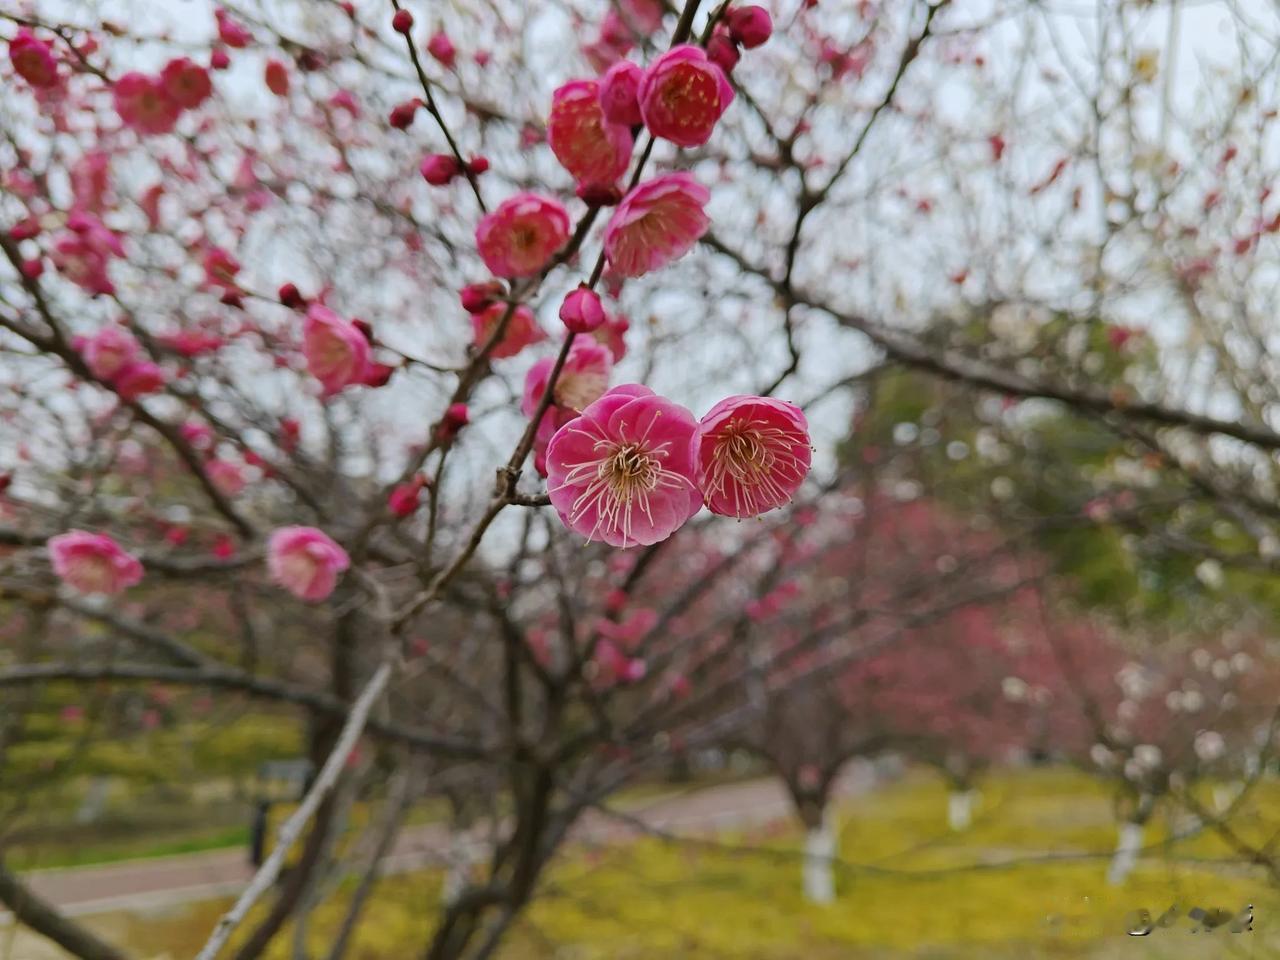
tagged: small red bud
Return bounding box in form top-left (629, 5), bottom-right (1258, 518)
top-left (427, 32), bottom-right (456, 68)
top-left (389, 99), bottom-right (421, 130)
top-left (419, 153), bottom-right (460, 186)
top-left (460, 282), bottom-right (502, 314)
top-left (559, 285), bottom-right (606, 334)
top-left (278, 282), bottom-right (305, 308)
top-left (210, 48), bottom-right (231, 70)
top-left (21, 258), bottom-right (43, 279)
top-left (392, 8), bottom-right (413, 34)
top-left (9, 217), bottom-right (40, 241)
top-left (707, 31), bottom-right (741, 74)
top-left (219, 290), bottom-right (244, 308)
top-left (727, 6), bottom-right (773, 48)
top-left (576, 182), bottom-right (624, 206)
top-left (467, 155), bottom-right (490, 175)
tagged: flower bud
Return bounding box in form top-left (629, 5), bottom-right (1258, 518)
top-left (420, 153), bottom-right (460, 185)
top-left (388, 99), bottom-right (421, 129)
top-left (576, 181), bottom-right (623, 206)
top-left (727, 5), bottom-right (772, 48)
top-left (427, 31), bottom-right (456, 68)
top-left (559, 285), bottom-right (606, 334)
top-left (467, 155), bottom-right (490, 175)
top-left (459, 281), bottom-right (502, 314)
top-left (707, 30), bottom-right (741, 74)
top-left (278, 282), bottom-right (305, 309)
top-left (391, 8), bottom-right (413, 33)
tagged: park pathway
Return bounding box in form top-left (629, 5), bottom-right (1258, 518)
top-left (3, 765), bottom-right (876, 922)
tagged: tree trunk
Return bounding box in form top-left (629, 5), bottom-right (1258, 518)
top-left (442, 829), bottom-right (476, 908)
top-left (947, 788), bottom-right (977, 831)
top-left (801, 805), bottom-right (836, 905)
top-left (1106, 818), bottom-right (1145, 886)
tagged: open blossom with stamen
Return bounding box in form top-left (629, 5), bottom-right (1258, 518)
top-left (48, 531), bottom-right (143, 595)
top-left (547, 80), bottom-right (634, 188)
top-left (475, 193), bottom-right (570, 278)
top-left (546, 384), bottom-right (701, 547)
top-left (303, 303), bottom-right (371, 394)
top-left (639, 45), bottom-right (735, 148)
top-left (692, 396), bottom-right (812, 518)
top-left (267, 526), bottom-right (350, 601)
top-left (472, 303), bottom-right (547, 359)
top-left (603, 173), bottom-right (709, 277)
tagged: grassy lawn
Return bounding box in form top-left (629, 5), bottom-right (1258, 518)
top-left (20, 767), bottom-right (1280, 959)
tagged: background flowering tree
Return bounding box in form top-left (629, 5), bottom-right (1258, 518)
top-left (7, 0), bottom-right (1280, 958)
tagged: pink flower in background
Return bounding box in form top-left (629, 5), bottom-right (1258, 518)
top-left (692, 396), bottom-right (812, 518)
top-left (202, 246), bottom-right (240, 290)
top-left (114, 72), bottom-right (181, 135)
top-left (599, 61), bottom-right (644, 126)
top-left (303, 304), bottom-right (372, 394)
top-left (592, 312), bottom-right (630, 360)
top-left (475, 193), bottom-right (570, 277)
top-left (546, 384), bottom-right (701, 547)
top-left (619, 0), bottom-right (664, 33)
top-left (207, 459), bottom-right (247, 496)
top-left (160, 58), bottom-right (212, 109)
top-left (180, 420), bottom-right (216, 451)
top-left (48, 531), bottom-right (143, 595)
top-left (9, 29), bottom-right (58, 87)
top-left (597, 607), bottom-right (658, 650)
top-left (547, 80), bottom-right (633, 188)
top-left (639, 45), bottom-right (734, 147)
top-left (51, 212), bottom-right (123, 295)
top-left (112, 361), bottom-right (166, 400)
top-left (70, 152), bottom-right (112, 212)
top-left (427, 32), bottom-right (457, 68)
top-left (604, 173), bottom-right (709, 277)
top-left (267, 526), bottom-right (350, 601)
top-left (215, 8), bottom-right (252, 48)
top-left (81, 326), bottom-right (141, 381)
top-left (472, 303), bottom-right (547, 359)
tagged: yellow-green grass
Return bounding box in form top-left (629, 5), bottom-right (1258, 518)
top-left (30, 767), bottom-right (1280, 959)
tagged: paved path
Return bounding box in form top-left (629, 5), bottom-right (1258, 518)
top-left (3, 766), bottom-right (876, 922)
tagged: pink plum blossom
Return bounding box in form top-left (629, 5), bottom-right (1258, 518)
top-left (592, 311), bottom-right (630, 360)
top-left (51, 212), bottom-right (123, 295)
top-left (599, 61), bottom-right (644, 126)
top-left (114, 72), bottom-right (181, 135)
top-left (113, 361), bottom-right (166, 400)
top-left (81, 326), bottom-right (141, 381)
top-left (522, 339), bottom-right (613, 421)
top-left (603, 173), bottom-right (710, 277)
top-left (267, 526), bottom-right (350, 601)
top-left (160, 58), bottom-right (212, 109)
top-left (472, 303), bottom-right (547, 359)
top-left (207, 459), bottom-right (247, 496)
top-left (303, 303), bottom-right (372, 394)
top-left (48, 531), bottom-right (143, 595)
top-left (475, 193), bottom-right (571, 278)
top-left (692, 395), bottom-right (812, 518)
top-left (547, 80), bottom-right (633, 188)
top-left (638, 45), bottom-right (734, 148)
top-left (9, 29), bottom-right (58, 87)
top-left (546, 384), bottom-right (701, 547)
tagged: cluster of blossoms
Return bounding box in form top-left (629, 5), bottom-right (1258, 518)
top-left (47, 211), bottom-right (124, 296)
top-left (451, 5), bottom-right (797, 547)
top-left (48, 525), bottom-right (350, 603)
top-left (75, 325), bottom-right (166, 400)
top-left (547, 385), bottom-right (811, 548)
top-left (113, 57), bottom-right (213, 136)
